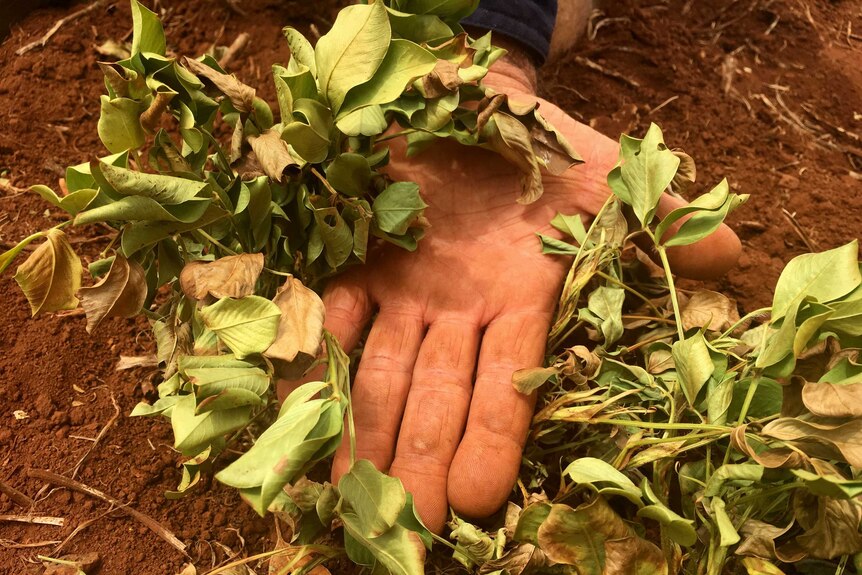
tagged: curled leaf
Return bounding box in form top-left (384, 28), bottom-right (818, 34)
top-left (180, 253), bottom-right (264, 301)
top-left (185, 57), bottom-right (256, 112)
top-left (200, 295), bottom-right (281, 359)
top-left (14, 229), bottom-right (82, 316)
top-left (79, 254), bottom-right (147, 333)
top-left (248, 130), bottom-right (300, 182)
top-left (681, 289), bottom-right (740, 332)
top-left (264, 276), bottom-right (326, 379)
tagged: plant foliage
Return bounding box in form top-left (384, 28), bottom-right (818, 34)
top-left (4, 1), bottom-right (862, 574)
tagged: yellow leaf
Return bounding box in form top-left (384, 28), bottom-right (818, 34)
top-left (14, 228), bottom-right (82, 316)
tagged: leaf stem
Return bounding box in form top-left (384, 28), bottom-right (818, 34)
top-left (655, 244), bottom-right (685, 341)
top-left (590, 418), bottom-right (730, 432)
top-left (374, 128), bottom-right (419, 144)
top-left (194, 229), bottom-right (238, 256)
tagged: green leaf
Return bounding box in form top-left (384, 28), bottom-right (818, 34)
top-left (710, 497), bottom-right (740, 547)
top-left (282, 98), bottom-right (332, 163)
top-left (98, 96), bottom-right (145, 153)
top-left (386, 8), bottom-right (453, 44)
top-left (579, 286), bottom-right (625, 346)
top-left (326, 153), bottom-right (372, 197)
top-left (394, 0), bottom-right (479, 19)
top-left (792, 469), bottom-right (862, 499)
top-left (672, 332), bottom-right (714, 405)
top-left (200, 296), bottom-right (281, 359)
top-left (741, 557), bottom-right (788, 575)
top-left (0, 231), bottom-right (44, 275)
top-left (336, 104), bottom-right (388, 137)
top-left (315, 1), bottom-right (391, 113)
top-left (339, 459), bottom-right (407, 537)
top-left (341, 513), bottom-right (426, 575)
top-left (638, 480), bottom-right (697, 546)
top-left (216, 396), bottom-right (342, 514)
top-left (30, 186), bottom-right (98, 216)
top-left (771, 240), bottom-right (860, 321)
top-left (339, 39), bottom-right (436, 116)
top-left (14, 229), bottom-right (82, 316)
top-left (170, 393), bottom-right (251, 455)
top-left (96, 160), bottom-right (210, 204)
top-left (564, 457), bottom-right (642, 506)
top-left (607, 123), bottom-right (680, 227)
top-left (130, 0), bottom-right (166, 56)
top-left (282, 27), bottom-right (317, 76)
top-left (75, 195), bottom-right (211, 225)
top-left (372, 182), bottom-right (427, 235)
top-left (185, 366), bottom-right (270, 398)
top-left (654, 178), bottom-right (748, 247)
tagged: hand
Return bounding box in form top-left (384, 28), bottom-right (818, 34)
top-left (279, 60), bottom-right (741, 533)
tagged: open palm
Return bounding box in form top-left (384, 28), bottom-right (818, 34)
top-left (280, 66), bottom-right (740, 533)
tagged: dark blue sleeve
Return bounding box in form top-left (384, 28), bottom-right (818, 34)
top-left (462, 0), bottom-right (558, 64)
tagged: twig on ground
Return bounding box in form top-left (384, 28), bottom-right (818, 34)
top-left (53, 504), bottom-right (125, 554)
top-left (218, 32), bottom-right (250, 69)
top-left (0, 515), bottom-right (64, 526)
top-left (16, 0), bottom-right (109, 56)
top-left (0, 539), bottom-right (61, 549)
top-left (70, 392), bottom-right (121, 479)
top-left (649, 95), bottom-right (679, 116)
top-left (782, 208), bottom-right (819, 252)
top-left (0, 478), bottom-right (35, 508)
top-left (27, 468), bottom-right (188, 557)
top-left (573, 56), bottom-right (640, 88)
top-left (0, 181), bottom-right (27, 199)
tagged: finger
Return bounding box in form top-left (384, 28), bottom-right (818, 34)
top-left (389, 319), bottom-right (481, 533)
top-left (651, 194), bottom-right (742, 280)
top-left (448, 311), bottom-right (551, 518)
top-left (331, 308), bottom-right (425, 481)
top-left (276, 276), bottom-right (371, 402)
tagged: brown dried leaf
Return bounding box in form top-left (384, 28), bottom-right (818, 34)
top-left (421, 59), bottom-right (464, 98)
top-left (140, 91), bottom-right (176, 133)
top-left (670, 149), bottom-right (696, 194)
top-left (603, 536), bottom-right (669, 575)
top-left (736, 520), bottom-right (803, 562)
top-left (248, 130), bottom-right (299, 182)
top-left (680, 289), bottom-right (739, 332)
top-left (730, 425), bottom-right (807, 469)
top-left (477, 544), bottom-right (546, 575)
top-left (115, 355), bottom-right (159, 371)
top-left (264, 277), bottom-right (325, 379)
top-left (530, 110), bottom-right (583, 176)
top-left (184, 57), bottom-right (255, 112)
top-left (512, 366), bottom-right (557, 394)
top-left (488, 111), bottom-right (543, 204)
top-left (801, 380), bottom-right (862, 417)
top-left (180, 253), bottom-right (264, 301)
top-left (762, 417), bottom-right (862, 467)
top-left (79, 255), bottom-right (147, 334)
top-left (796, 496), bottom-right (862, 559)
top-left (14, 228), bottom-right (82, 316)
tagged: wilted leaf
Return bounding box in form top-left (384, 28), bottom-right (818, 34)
top-left (791, 469), bottom-right (862, 499)
top-left (14, 229), bottom-right (82, 316)
top-left (603, 536), bottom-right (668, 575)
top-left (171, 393), bottom-right (252, 455)
top-left (536, 497), bottom-right (631, 572)
top-left (487, 111), bottom-right (543, 204)
top-left (180, 253), bottom-right (264, 301)
top-left (264, 276), bottom-right (325, 379)
top-left (248, 130), bottom-right (299, 182)
top-left (314, 1), bottom-right (391, 113)
top-left (512, 366), bottom-right (557, 394)
top-left (801, 378), bottom-right (862, 417)
top-left (325, 153), bottom-right (371, 197)
top-left (762, 417), bottom-right (862, 467)
top-left (681, 290), bottom-right (740, 332)
top-left (578, 286), bottom-right (625, 346)
top-left (637, 480), bottom-right (697, 547)
top-left (450, 518), bottom-right (495, 569)
top-left (530, 110), bottom-right (583, 175)
top-left (185, 57), bottom-right (256, 112)
top-left (654, 179), bottom-right (747, 247)
top-left (200, 295), bottom-right (281, 359)
top-left (79, 254), bottom-right (147, 333)
top-left (795, 496), bottom-right (862, 558)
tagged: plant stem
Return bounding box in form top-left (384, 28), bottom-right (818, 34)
top-left (596, 270), bottom-right (664, 317)
top-left (374, 128), bottom-right (419, 143)
top-left (194, 229), bottom-right (238, 256)
top-left (655, 244), bottom-right (685, 341)
top-left (590, 418), bottom-right (730, 432)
